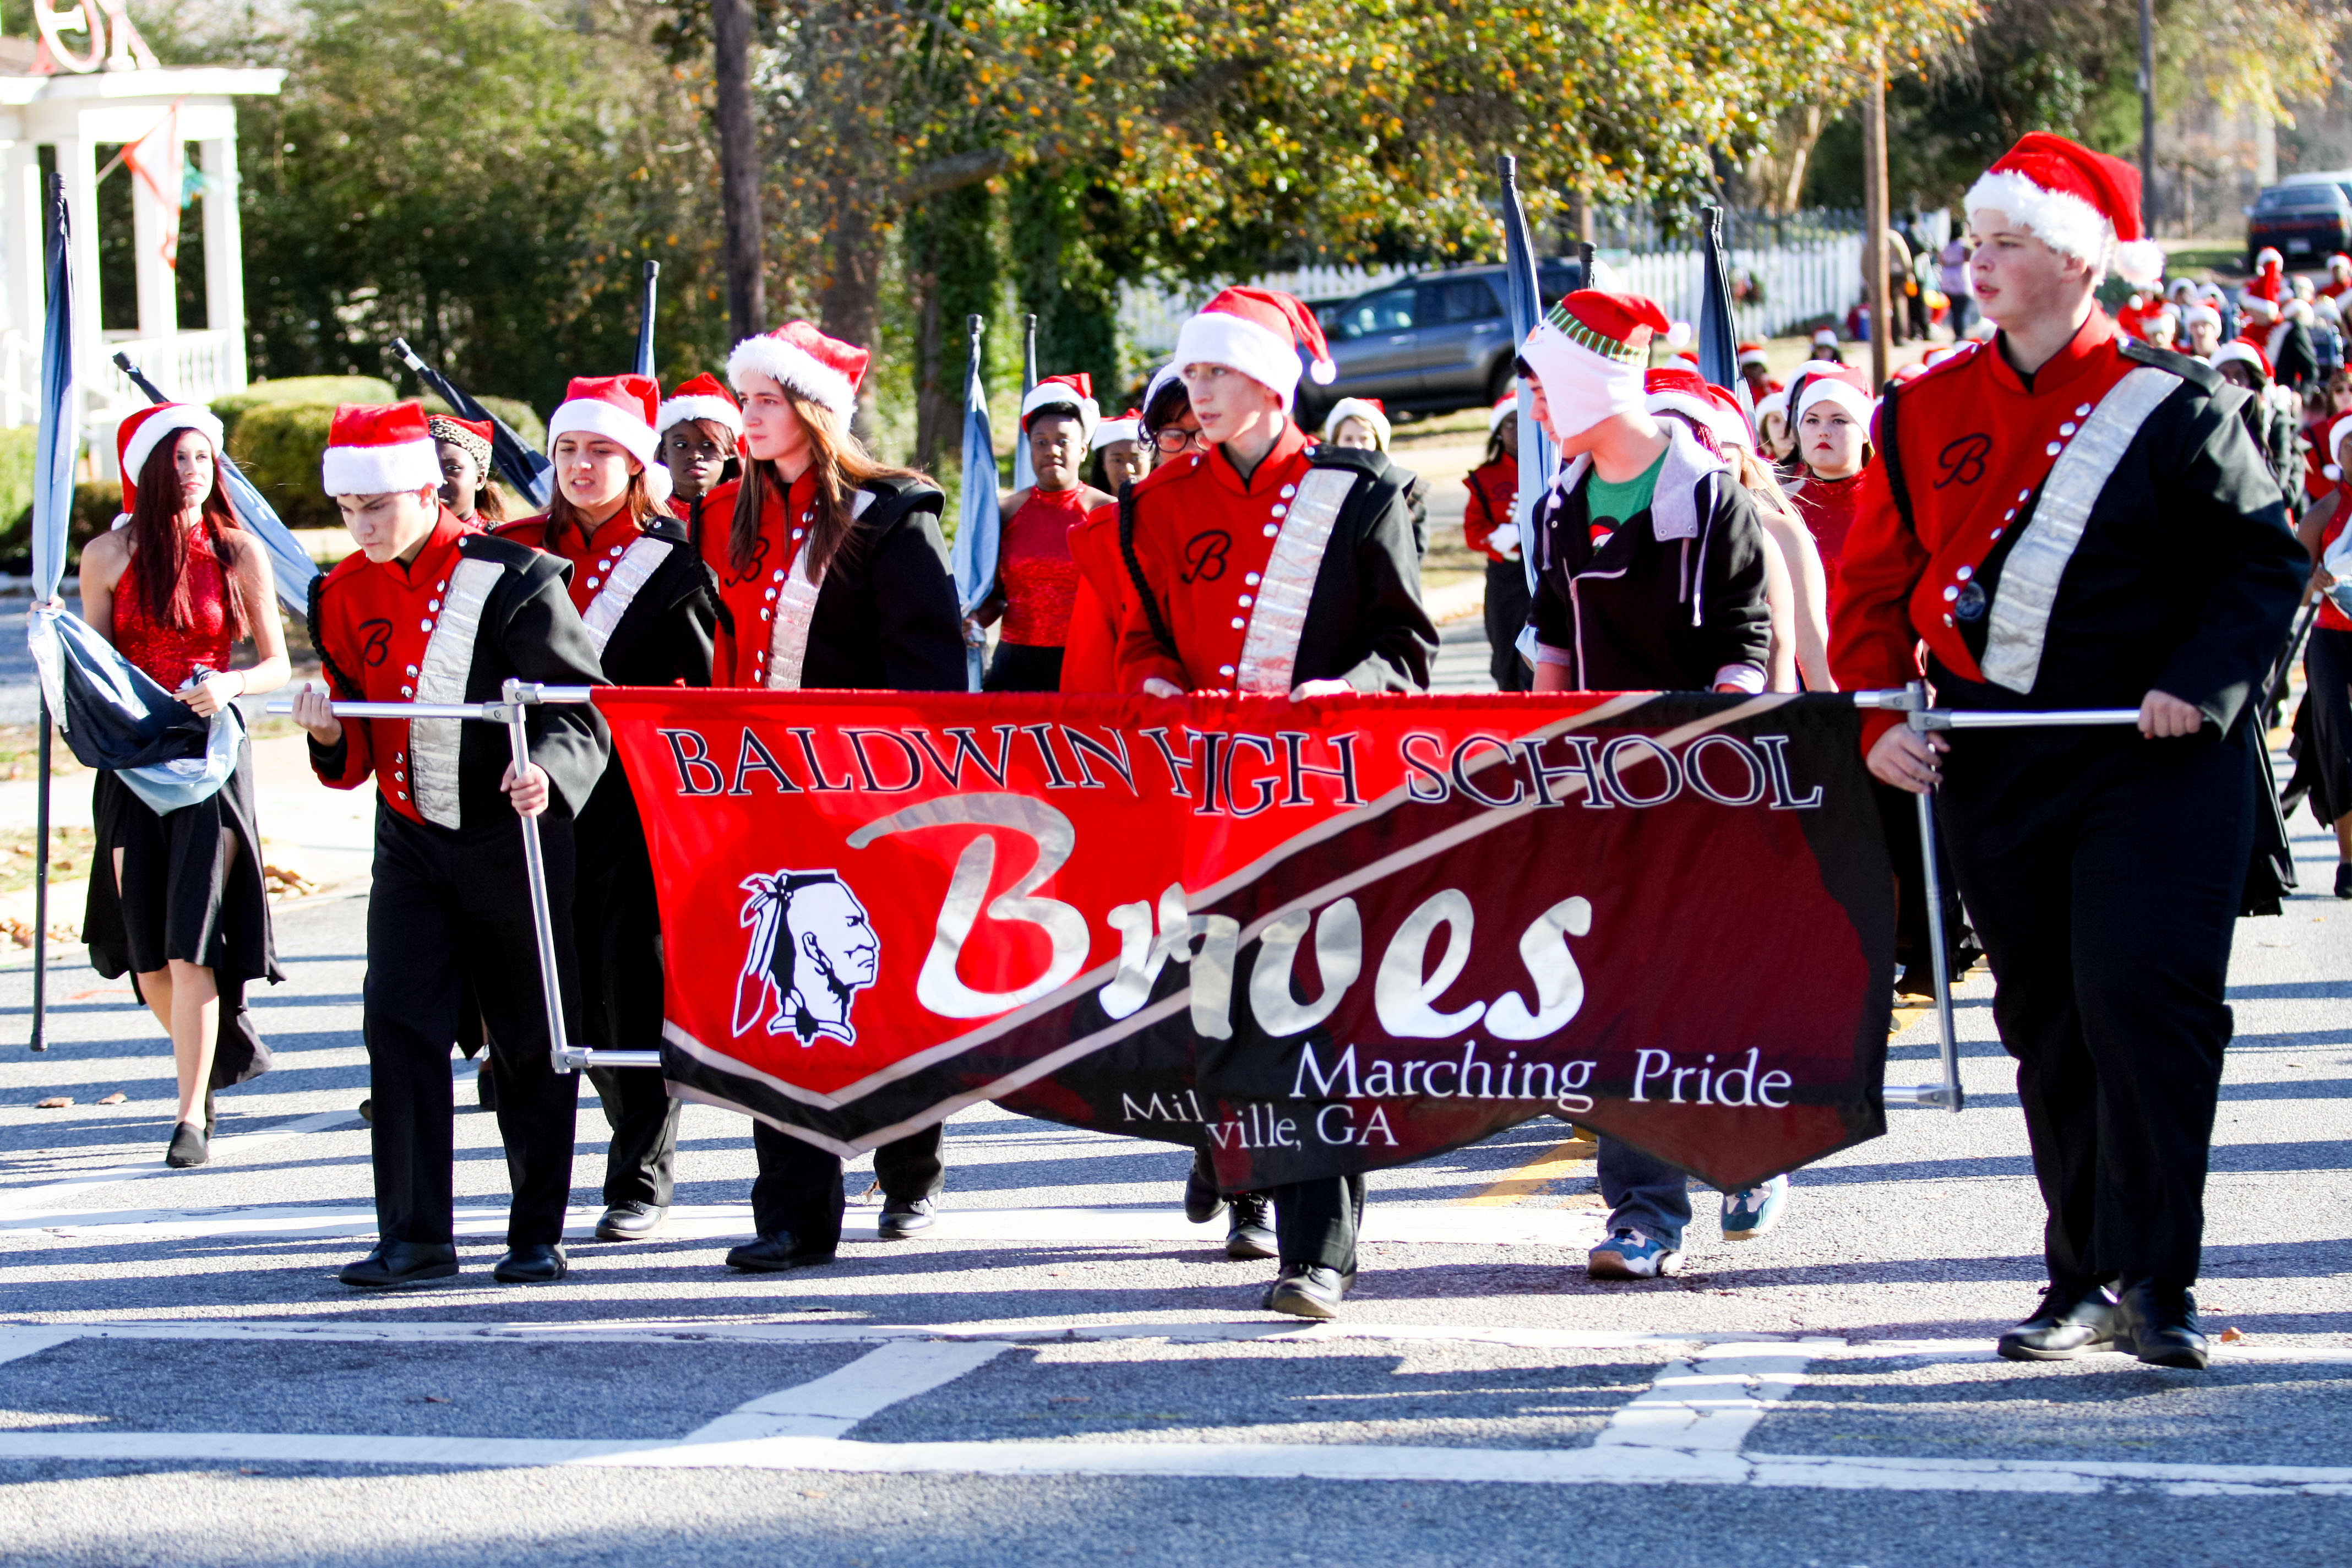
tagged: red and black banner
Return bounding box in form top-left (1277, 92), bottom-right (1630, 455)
top-left (597, 690), bottom-right (1894, 1193)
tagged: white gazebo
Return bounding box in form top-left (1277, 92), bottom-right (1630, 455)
top-left (0, 32), bottom-right (280, 451)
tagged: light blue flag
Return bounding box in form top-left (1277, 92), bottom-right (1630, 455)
top-left (950, 314), bottom-right (1001, 693)
top-left (1496, 155), bottom-right (1558, 607)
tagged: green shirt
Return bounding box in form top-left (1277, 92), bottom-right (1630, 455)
top-left (1583, 448), bottom-right (1668, 529)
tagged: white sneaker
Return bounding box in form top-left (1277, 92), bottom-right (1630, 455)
top-left (1587, 1228), bottom-right (1681, 1280)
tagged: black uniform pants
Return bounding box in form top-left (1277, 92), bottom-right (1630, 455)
top-left (576, 817), bottom-right (679, 1210)
top-left (1484, 559), bottom-right (1534, 693)
top-left (1939, 729), bottom-right (2254, 1288)
top-left (1274, 1175), bottom-right (1365, 1272)
top-left (750, 1120), bottom-right (946, 1254)
top-left (363, 807), bottom-right (582, 1248)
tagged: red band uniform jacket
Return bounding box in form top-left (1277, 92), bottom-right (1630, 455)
top-left (1830, 317), bottom-right (2304, 753)
top-left (700, 469), bottom-right (965, 694)
top-left (1115, 423), bottom-right (1435, 693)
top-left (306, 507), bottom-right (611, 823)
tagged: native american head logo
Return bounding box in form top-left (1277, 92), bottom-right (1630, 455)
top-left (732, 869), bottom-right (879, 1046)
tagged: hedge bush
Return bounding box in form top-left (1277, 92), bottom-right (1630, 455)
top-left (220, 388), bottom-right (547, 531)
top-left (211, 375), bottom-right (396, 448)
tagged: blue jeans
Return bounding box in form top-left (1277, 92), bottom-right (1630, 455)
top-left (1598, 1136), bottom-right (1691, 1250)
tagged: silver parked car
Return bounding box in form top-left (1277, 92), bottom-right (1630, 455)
top-left (1299, 260), bottom-right (1584, 424)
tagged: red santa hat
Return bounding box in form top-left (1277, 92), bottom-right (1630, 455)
top-left (2210, 340), bottom-right (2272, 381)
top-left (2332, 253), bottom-right (2352, 276)
top-left (1488, 389), bottom-right (1518, 432)
top-left (2240, 294), bottom-right (2280, 322)
top-left (116, 401), bottom-right (224, 515)
top-left (1518, 290), bottom-right (1676, 440)
top-left (1703, 385), bottom-right (1755, 450)
top-left (1753, 388), bottom-right (1790, 429)
top-left (2257, 247), bottom-right (2284, 271)
top-left (656, 372), bottom-right (743, 440)
top-left (547, 373), bottom-right (671, 503)
top-left (1736, 341), bottom-right (1769, 369)
top-left (1321, 396), bottom-right (1391, 450)
top-left (1090, 407), bottom-right (1143, 451)
top-left (1964, 132), bottom-right (2164, 287)
top-left (2182, 302), bottom-right (2222, 330)
top-left (1172, 286), bottom-right (1335, 401)
top-left (1793, 364), bottom-right (1875, 429)
top-left (2327, 413), bottom-right (2352, 480)
top-left (1021, 372), bottom-right (1101, 442)
top-left (727, 320), bottom-right (868, 424)
top-left (322, 401), bottom-right (442, 497)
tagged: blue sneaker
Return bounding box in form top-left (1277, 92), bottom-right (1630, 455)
top-left (1720, 1175), bottom-right (1791, 1240)
top-left (1587, 1228), bottom-right (1681, 1280)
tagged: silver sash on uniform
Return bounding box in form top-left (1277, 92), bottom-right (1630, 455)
top-left (409, 556), bottom-right (504, 830)
top-left (1234, 466), bottom-right (1357, 695)
top-left (579, 535), bottom-right (676, 656)
top-left (1980, 363), bottom-right (2180, 694)
top-left (764, 489), bottom-right (875, 691)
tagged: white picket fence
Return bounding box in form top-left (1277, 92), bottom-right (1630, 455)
top-left (1119, 236), bottom-right (1866, 358)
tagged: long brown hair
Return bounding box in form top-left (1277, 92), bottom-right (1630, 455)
top-left (545, 465), bottom-right (659, 554)
top-left (729, 388), bottom-right (923, 580)
top-left (128, 431), bottom-right (248, 642)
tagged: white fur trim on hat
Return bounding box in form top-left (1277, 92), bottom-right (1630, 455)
top-left (656, 394), bottom-right (743, 438)
top-left (727, 337), bottom-right (857, 423)
top-left (2209, 341), bottom-right (2268, 379)
top-left (1020, 382), bottom-right (1101, 442)
top-left (2183, 303), bottom-right (2222, 329)
top-left (2328, 413), bottom-right (2352, 465)
top-left (1173, 309), bottom-right (1305, 401)
top-left (1488, 395), bottom-right (1517, 432)
top-left (1810, 328), bottom-right (1839, 346)
top-left (1321, 397), bottom-right (1391, 450)
top-left (121, 406), bottom-right (223, 484)
top-left (1737, 346), bottom-right (1769, 368)
top-left (1967, 167), bottom-right (2163, 284)
top-left (322, 438), bottom-right (440, 497)
top-left (1090, 414), bottom-right (1140, 451)
top-left (1753, 389), bottom-right (1790, 425)
top-left (1794, 377), bottom-right (1874, 429)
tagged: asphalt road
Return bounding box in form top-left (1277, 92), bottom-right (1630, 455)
top-left (0, 668), bottom-right (2346, 1565)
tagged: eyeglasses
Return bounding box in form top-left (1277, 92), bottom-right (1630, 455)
top-left (1150, 427), bottom-right (1207, 455)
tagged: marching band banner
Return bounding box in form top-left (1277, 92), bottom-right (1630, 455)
top-left (596, 689), bottom-right (1896, 1193)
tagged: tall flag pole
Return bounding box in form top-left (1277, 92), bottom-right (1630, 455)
top-left (1495, 155), bottom-right (1556, 601)
top-left (1011, 313), bottom-right (1039, 491)
top-left (951, 314), bottom-right (1001, 693)
top-left (1696, 205), bottom-right (1746, 415)
top-left (113, 352), bottom-right (318, 616)
top-left (634, 260), bottom-right (661, 378)
top-left (25, 173), bottom-right (78, 1053)
top-left (389, 337), bottom-right (553, 508)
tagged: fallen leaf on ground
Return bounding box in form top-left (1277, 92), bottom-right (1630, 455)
top-left (34, 1096), bottom-right (71, 1108)
top-left (96, 1092), bottom-right (126, 1105)
top-left (2218, 1326), bottom-right (2248, 1344)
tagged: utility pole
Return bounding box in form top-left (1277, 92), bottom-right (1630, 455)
top-left (713, 0), bottom-right (765, 344)
top-left (1861, 44), bottom-right (1892, 389)
top-left (2139, 0), bottom-right (2158, 230)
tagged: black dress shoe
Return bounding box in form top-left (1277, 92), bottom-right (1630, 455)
top-left (165, 1121), bottom-right (209, 1169)
top-left (726, 1233), bottom-right (837, 1272)
top-left (1263, 1262), bottom-right (1352, 1320)
top-left (476, 1059), bottom-right (498, 1113)
top-left (594, 1202), bottom-right (667, 1241)
top-left (1996, 1280), bottom-right (2121, 1361)
top-left (1183, 1150), bottom-right (1227, 1225)
top-left (877, 1197), bottom-right (937, 1239)
top-left (357, 1098), bottom-right (372, 1124)
top-left (2335, 863), bottom-right (2352, 900)
top-left (339, 1240), bottom-right (460, 1289)
top-left (2118, 1278), bottom-right (2209, 1370)
top-left (1225, 1192), bottom-right (1277, 1260)
top-left (492, 1243), bottom-right (568, 1284)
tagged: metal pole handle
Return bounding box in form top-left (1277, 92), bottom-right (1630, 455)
top-left (1902, 680), bottom-right (1963, 1112)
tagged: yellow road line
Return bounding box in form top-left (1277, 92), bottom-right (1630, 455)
top-left (1462, 1136), bottom-right (1596, 1206)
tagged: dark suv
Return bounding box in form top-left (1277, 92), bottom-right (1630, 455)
top-left (1299, 260), bottom-right (1584, 423)
top-left (2248, 177), bottom-right (2352, 270)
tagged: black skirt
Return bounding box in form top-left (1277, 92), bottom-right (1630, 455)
top-left (983, 641), bottom-right (1064, 693)
top-left (85, 733), bottom-right (280, 1087)
top-left (2296, 625), bottom-right (2352, 827)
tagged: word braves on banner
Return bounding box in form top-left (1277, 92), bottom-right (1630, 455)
top-left (600, 690), bottom-right (1895, 1194)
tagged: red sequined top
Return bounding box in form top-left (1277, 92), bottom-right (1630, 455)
top-left (1788, 469), bottom-right (1864, 590)
top-left (113, 525), bottom-right (235, 693)
top-left (999, 484), bottom-right (1086, 646)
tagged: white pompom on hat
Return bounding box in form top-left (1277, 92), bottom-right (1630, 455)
top-left (547, 372), bottom-right (672, 503)
top-left (1172, 286), bottom-right (1335, 401)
